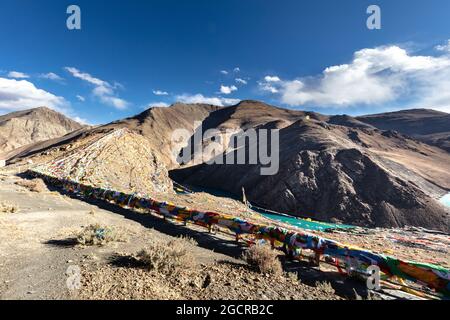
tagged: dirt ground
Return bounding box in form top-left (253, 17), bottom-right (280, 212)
top-left (0, 173), bottom-right (355, 300)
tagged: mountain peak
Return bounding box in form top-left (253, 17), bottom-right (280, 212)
top-left (0, 107), bottom-right (85, 155)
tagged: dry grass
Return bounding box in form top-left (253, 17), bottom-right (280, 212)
top-left (286, 271), bottom-right (299, 284)
top-left (76, 224), bottom-right (124, 246)
top-left (137, 236), bottom-right (197, 275)
top-left (0, 201), bottom-right (18, 214)
top-left (315, 281), bottom-right (336, 295)
top-left (242, 243), bottom-right (283, 276)
top-left (15, 178), bottom-right (48, 193)
top-left (78, 266), bottom-right (182, 300)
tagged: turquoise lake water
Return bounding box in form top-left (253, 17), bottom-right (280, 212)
top-left (252, 207), bottom-right (354, 232)
top-left (174, 182), bottom-right (354, 232)
top-left (440, 193), bottom-right (450, 208)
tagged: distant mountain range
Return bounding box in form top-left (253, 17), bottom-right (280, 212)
top-left (2, 102), bottom-right (449, 231)
top-left (169, 101), bottom-right (450, 231)
top-left (0, 107), bottom-right (84, 158)
top-left (357, 109), bottom-right (450, 152)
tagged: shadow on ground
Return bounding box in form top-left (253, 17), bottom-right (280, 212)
top-left (44, 238), bottom-right (78, 248)
top-left (108, 254), bottom-right (147, 269)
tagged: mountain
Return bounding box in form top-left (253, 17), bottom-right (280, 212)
top-left (6, 103), bottom-right (220, 167)
top-left (356, 109), bottom-right (450, 152)
top-left (7, 101), bottom-right (450, 231)
top-left (171, 102), bottom-right (450, 231)
top-left (32, 128), bottom-right (174, 196)
top-left (177, 100), bottom-right (325, 166)
top-left (0, 107), bottom-right (85, 157)
top-left (101, 103), bottom-right (222, 169)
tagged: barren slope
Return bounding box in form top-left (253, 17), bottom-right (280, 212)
top-left (356, 109), bottom-right (450, 152)
top-left (6, 102), bottom-right (450, 231)
top-left (7, 103), bottom-right (220, 170)
top-left (103, 103), bottom-right (222, 168)
top-left (0, 107), bottom-right (84, 155)
top-left (172, 104), bottom-right (450, 231)
top-left (33, 129), bottom-right (174, 195)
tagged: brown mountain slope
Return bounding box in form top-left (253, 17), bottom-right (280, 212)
top-left (178, 100), bottom-right (323, 165)
top-left (33, 128), bottom-right (174, 195)
top-left (6, 101), bottom-right (450, 231)
top-left (327, 115), bottom-right (376, 130)
top-left (171, 104), bottom-right (450, 231)
top-left (198, 100), bottom-right (324, 131)
top-left (356, 109), bottom-right (450, 152)
top-left (101, 103), bottom-right (222, 169)
top-left (6, 103), bottom-right (221, 168)
top-left (3, 127), bottom-right (92, 162)
top-left (0, 107), bottom-right (84, 156)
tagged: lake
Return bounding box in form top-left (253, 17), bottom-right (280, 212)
top-left (252, 207), bottom-right (354, 232)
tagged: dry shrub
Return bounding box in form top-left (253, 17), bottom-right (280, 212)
top-left (77, 224), bottom-right (123, 246)
top-left (315, 281), bottom-right (335, 295)
top-left (137, 236), bottom-right (197, 275)
top-left (0, 201), bottom-right (18, 213)
top-left (286, 271), bottom-right (299, 284)
top-left (15, 178), bottom-right (48, 193)
top-left (242, 244), bottom-right (283, 276)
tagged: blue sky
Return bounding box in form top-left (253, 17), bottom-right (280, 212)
top-left (0, 0), bottom-right (450, 124)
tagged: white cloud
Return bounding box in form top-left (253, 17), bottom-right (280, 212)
top-left (234, 67), bottom-right (240, 73)
top-left (0, 77), bottom-right (68, 113)
top-left (220, 85), bottom-right (238, 95)
top-left (76, 95), bottom-right (85, 102)
top-left (65, 67), bottom-right (129, 110)
top-left (8, 71), bottom-right (30, 79)
top-left (258, 76), bottom-right (281, 93)
top-left (153, 90), bottom-right (169, 96)
top-left (72, 116), bottom-right (90, 125)
top-left (235, 78), bottom-right (248, 85)
top-left (99, 95), bottom-right (128, 110)
top-left (258, 81), bottom-right (279, 93)
top-left (264, 75), bottom-right (281, 82)
top-left (220, 70), bottom-right (229, 75)
top-left (436, 40), bottom-right (450, 52)
top-left (40, 72), bottom-right (63, 81)
top-left (147, 102), bottom-right (169, 108)
top-left (259, 43), bottom-right (450, 112)
top-left (430, 106), bottom-right (450, 113)
top-left (65, 67), bottom-right (105, 86)
top-left (176, 94), bottom-right (239, 106)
